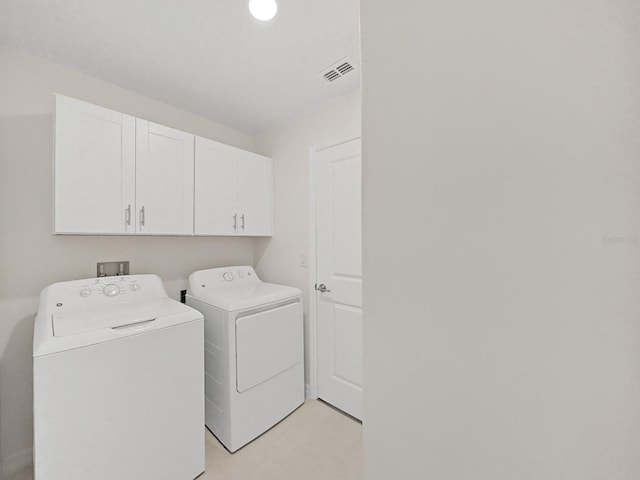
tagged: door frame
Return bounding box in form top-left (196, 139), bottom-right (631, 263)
top-left (307, 132), bottom-right (361, 400)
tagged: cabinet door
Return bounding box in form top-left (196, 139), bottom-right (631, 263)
top-left (54, 95), bottom-right (135, 234)
top-left (194, 137), bottom-right (239, 235)
top-left (237, 153), bottom-right (273, 236)
top-left (136, 120), bottom-right (194, 235)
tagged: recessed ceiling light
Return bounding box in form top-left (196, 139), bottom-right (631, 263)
top-left (249, 0), bottom-right (277, 21)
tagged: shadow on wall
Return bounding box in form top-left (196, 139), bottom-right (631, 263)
top-left (0, 113), bottom-right (51, 477)
top-left (0, 314), bottom-right (35, 476)
top-left (253, 237), bottom-right (271, 269)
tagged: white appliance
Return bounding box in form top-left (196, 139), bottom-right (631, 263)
top-left (33, 275), bottom-right (205, 480)
top-left (186, 266), bottom-right (303, 452)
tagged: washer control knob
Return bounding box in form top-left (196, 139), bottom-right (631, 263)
top-left (129, 282), bottom-right (141, 291)
top-left (79, 288), bottom-right (92, 297)
top-left (222, 272), bottom-right (234, 282)
top-left (103, 284), bottom-right (120, 297)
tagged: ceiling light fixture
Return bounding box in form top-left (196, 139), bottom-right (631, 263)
top-left (249, 0), bottom-right (277, 21)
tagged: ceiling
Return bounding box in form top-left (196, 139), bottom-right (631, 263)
top-left (0, 0), bottom-right (361, 133)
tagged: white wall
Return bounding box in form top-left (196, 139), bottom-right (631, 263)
top-left (361, 2), bottom-right (640, 479)
top-left (253, 90), bottom-right (361, 384)
top-left (0, 46), bottom-right (256, 476)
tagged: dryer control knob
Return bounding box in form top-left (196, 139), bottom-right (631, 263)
top-left (79, 288), bottom-right (92, 297)
top-left (222, 272), bottom-right (234, 282)
top-left (103, 284), bottom-right (120, 297)
top-left (129, 282), bottom-right (141, 291)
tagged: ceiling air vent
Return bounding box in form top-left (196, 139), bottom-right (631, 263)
top-left (324, 70), bottom-right (341, 82)
top-left (321, 57), bottom-right (356, 83)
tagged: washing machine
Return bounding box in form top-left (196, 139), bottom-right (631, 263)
top-left (33, 274), bottom-right (204, 480)
top-left (186, 266), bottom-right (304, 452)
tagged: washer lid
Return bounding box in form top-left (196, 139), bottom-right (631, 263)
top-left (34, 274), bottom-right (204, 357)
top-left (191, 282), bottom-right (301, 311)
top-left (52, 299), bottom-right (190, 337)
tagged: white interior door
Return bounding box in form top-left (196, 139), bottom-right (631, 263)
top-left (136, 120), bottom-right (194, 235)
top-left (316, 137), bottom-right (362, 420)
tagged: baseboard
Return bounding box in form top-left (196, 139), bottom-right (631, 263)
top-left (305, 383), bottom-right (319, 399)
top-left (2, 447), bottom-right (33, 477)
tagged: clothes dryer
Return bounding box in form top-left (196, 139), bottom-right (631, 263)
top-left (186, 266), bottom-right (303, 452)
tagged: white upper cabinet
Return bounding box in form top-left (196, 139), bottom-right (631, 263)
top-left (54, 95), bottom-right (136, 234)
top-left (135, 120), bottom-right (194, 235)
top-left (194, 138), bottom-right (239, 236)
top-left (194, 137), bottom-right (273, 236)
top-left (237, 153), bottom-right (273, 236)
top-left (54, 95), bottom-right (272, 236)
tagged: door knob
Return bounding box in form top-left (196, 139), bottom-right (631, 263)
top-left (316, 283), bottom-right (331, 293)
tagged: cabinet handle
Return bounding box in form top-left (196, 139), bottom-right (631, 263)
top-left (241, 214), bottom-right (245, 230)
top-left (140, 206), bottom-right (145, 226)
top-left (233, 214), bottom-right (237, 230)
top-left (125, 204), bottom-right (131, 226)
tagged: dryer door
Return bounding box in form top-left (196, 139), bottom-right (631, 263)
top-left (235, 300), bottom-right (302, 393)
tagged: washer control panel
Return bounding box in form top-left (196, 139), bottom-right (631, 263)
top-left (102, 284), bottom-right (120, 297)
top-left (44, 274), bottom-right (167, 315)
top-left (75, 276), bottom-right (143, 298)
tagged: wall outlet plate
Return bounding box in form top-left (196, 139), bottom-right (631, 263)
top-left (97, 261), bottom-right (130, 277)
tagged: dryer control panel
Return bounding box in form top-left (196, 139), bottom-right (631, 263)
top-left (219, 267), bottom-right (256, 283)
top-left (188, 266), bottom-right (261, 298)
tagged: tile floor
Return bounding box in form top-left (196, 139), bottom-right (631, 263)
top-left (7, 400), bottom-right (362, 480)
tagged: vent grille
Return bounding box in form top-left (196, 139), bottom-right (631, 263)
top-left (324, 70), bottom-right (341, 82)
top-left (321, 57), bottom-right (356, 83)
top-left (336, 62), bottom-right (354, 75)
